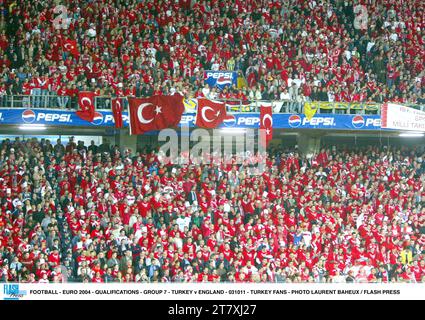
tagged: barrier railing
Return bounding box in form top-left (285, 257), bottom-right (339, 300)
top-left (0, 94), bottom-right (74, 109)
top-left (1, 95), bottom-right (424, 115)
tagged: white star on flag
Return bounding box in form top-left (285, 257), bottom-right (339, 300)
top-left (154, 106), bottom-right (162, 114)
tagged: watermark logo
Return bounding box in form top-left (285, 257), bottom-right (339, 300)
top-left (3, 284), bottom-right (27, 300)
top-left (53, 5), bottom-right (71, 30)
top-left (354, 5), bottom-right (368, 30)
top-left (157, 126), bottom-right (267, 175)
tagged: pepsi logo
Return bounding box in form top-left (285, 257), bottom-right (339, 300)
top-left (288, 115), bottom-right (302, 128)
top-left (352, 115), bottom-right (365, 129)
top-left (223, 114), bottom-right (236, 127)
top-left (91, 112), bottom-right (104, 125)
top-left (216, 76), bottom-right (232, 86)
top-left (22, 109), bottom-right (36, 123)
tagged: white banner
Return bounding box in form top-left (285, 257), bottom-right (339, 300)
top-left (1, 283), bottom-right (425, 300)
top-left (381, 103), bottom-right (425, 132)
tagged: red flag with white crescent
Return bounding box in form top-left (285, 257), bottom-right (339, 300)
top-left (63, 39), bottom-right (79, 57)
top-left (76, 91), bottom-right (95, 122)
top-left (111, 98), bottom-right (124, 128)
top-left (260, 105), bottom-right (273, 147)
top-left (128, 95), bottom-right (185, 135)
top-left (195, 98), bottom-right (227, 129)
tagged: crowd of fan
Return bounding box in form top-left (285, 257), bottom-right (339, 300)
top-left (0, 137), bottom-right (424, 283)
top-left (0, 0), bottom-right (424, 107)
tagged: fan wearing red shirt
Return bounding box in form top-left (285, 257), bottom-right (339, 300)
top-left (48, 249), bottom-right (61, 268)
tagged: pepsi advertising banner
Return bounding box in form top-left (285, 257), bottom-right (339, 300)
top-left (181, 113), bottom-right (386, 130)
top-left (0, 108), bottom-right (388, 131)
top-left (2, 108), bottom-right (130, 127)
top-left (204, 71), bottom-right (238, 90)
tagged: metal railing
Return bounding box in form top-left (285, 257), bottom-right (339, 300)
top-left (1, 94), bottom-right (424, 115)
top-left (0, 94), bottom-right (74, 109)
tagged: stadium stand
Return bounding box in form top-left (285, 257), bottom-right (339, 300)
top-left (0, 0), bottom-right (424, 109)
top-left (0, 0), bottom-right (424, 285)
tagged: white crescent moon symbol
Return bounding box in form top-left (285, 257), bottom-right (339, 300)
top-left (262, 114), bottom-right (273, 127)
top-left (137, 103), bottom-right (154, 124)
top-left (64, 43), bottom-right (72, 50)
top-left (81, 97), bottom-right (92, 106)
top-left (201, 106), bottom-right (218, 123)
top-left (116, 100), bottom-right (121, 110)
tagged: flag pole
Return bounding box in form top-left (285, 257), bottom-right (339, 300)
top-left (127, 96), bottom-right (132, 135)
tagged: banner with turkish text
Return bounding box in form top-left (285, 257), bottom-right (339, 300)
top-left (381, 103), bottom-right (425, 132)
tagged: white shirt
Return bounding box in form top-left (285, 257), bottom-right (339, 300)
top-left (255, 90), bottom-right (262, 100)
top-left (280, 91), bottom-right (290, 101)
top-left (327, 91), bottom-right (335, 102)
top-left (174, 237), bottom-right (183, 249)
top-left (146, 47), bottom-right (157, 57)
top-left (389, 33), bottom-right (398, 42)
top-left (202, 86), bottom-right (210, 97)
top-left (126, 195), bottom-right (135, 206)
top-left (302, 231), bottom-right (312, 247)
top-left (211, 62), bottom-right (220, 71)
top-left (209, 90), bottom-right (218, 100)
top-left (128, 215), bottom-right (138, 228)
top-left (176, 216), bottom-right (191, 232)
top-left (366, 41), bottom-right (375, 52)
top-left (344, 50), bottom-right (352, 61)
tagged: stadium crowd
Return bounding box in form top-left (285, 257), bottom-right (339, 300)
top-left (0, 137), bottom-right (424, 283)
top-left (0, 0), bottom-right (424, 107)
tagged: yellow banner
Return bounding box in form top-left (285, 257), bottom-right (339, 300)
top-left (306, 101), bottom-right (380, 111)
top-left (304, 102), bottom-right (319, 120)
top-left (226, 102), bottom-right (252, 112)
top-left (183, 98), bottom-right (197, 113)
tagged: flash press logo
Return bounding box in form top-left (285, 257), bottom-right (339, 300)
top-left (3, 284), bottom-right (27, 300)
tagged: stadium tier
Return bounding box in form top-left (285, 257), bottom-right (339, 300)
top-left (0, 0), bottom-right (425, 285)
top-left (0, 137), bottom-right (424, 283)
top-left (0, 0), bottom-right (423, 106)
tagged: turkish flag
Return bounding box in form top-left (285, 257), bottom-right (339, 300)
top-left (111, 98), bottom-right (124, 128)
top-left (195, 98), bottom-right (227, 129)
top-left (260, 105), bottom-right (273, 147)
top-left (63, 39), bottom-right (79, 57)
top-left (128, 95), bottom-right (184, 135)
top-left (76, 92), bottom-right (95, 122)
